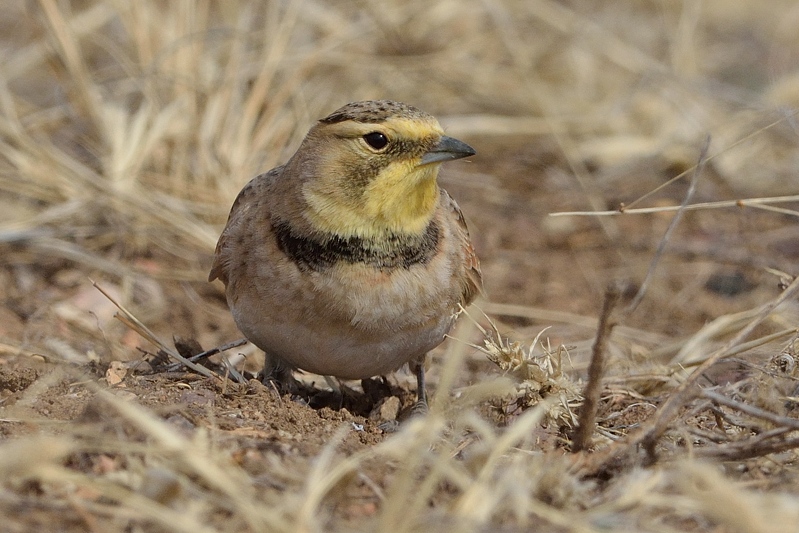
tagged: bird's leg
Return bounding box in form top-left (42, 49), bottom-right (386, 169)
top-left (262, 353), bottom-right (299, 395)
top-left (379, 357), bottom-right (429, 432)
top-left (324, 375), bottom-right (356, 410)
top-left (410, 357), bottom-right (429, 415)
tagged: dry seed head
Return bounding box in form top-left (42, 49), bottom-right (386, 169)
top-left (459, 308), bottom-right (583, 427)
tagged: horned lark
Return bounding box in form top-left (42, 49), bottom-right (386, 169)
top-left (209, 100), bottom-right (481, 410)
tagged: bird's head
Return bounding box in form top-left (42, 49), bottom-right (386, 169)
top-left (290, 100), bottom-right (475, 239)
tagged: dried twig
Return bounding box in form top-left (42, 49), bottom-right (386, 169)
top-left (220, 356), bottom-right (248, 385)
top-left (549, 195), bottom-right (799, 218)
top-left (618, 110), bottom-right (799, 211)
top-left (582, 274), bottom-right (799, 473)
top-left (702, 389), bottom-right (799, 431)
top-left (166, 338), bottom-right (248, 372)
top-left (625, 136), bottom-right (709, 313)
top-left (91, 280), bottom-right (216, 379)
top-left (695, 428), bottom-right (799, 461)
top-left (571, 282), bottom-right (623, 452)
top-left (639, 274), bottom-right (799, 461)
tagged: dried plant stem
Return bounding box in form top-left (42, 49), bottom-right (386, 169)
top-left (584, 274), bottom-right (799, 472)
top-left (640, 274), bottom-right (799, 460)
top-left (625, 137), bottom-right (709, 313)
top-left (702, 389), bottom-right (799, 431)
top-left (165, 338), bottom-right (248, 371)
top-left (91, 280), bottom-right (216, 379)
top-left (695, 428), bottom-right (799, 461)
top-left (572, 282), bottom-right (622, 452)
top-left (480, 301), bottom-right (665, 345)
top-left (621, 109), bottom-right (799, 211)
top-left (550, 195), bottom-right (799, 218)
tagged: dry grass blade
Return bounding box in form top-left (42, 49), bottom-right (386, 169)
top-left (93, 389), bottom-right (289, 531)
top-left (165, 338), bottom-right (248, 371)
top-left (695, 433), bottom-right (799, 462)
top-left (0, 435), bottom-right (74, 478)
top-left (91, 279), bottom-right (215, 378)
top-left (584, 275), bottom-right (799, 473)
top-left (702, 389), bottom-right (799, 431)
top-left (550, 195), bottom-right (799, 218)
top-left (641, 275), bottom-right (799, 454)
top-left (625, 136), bottom-right (709, 313)
top-left (481, 301), bottom-right (666, 345)
top-left (621, 110), bottom-right (799, 211)
top-left (667, 313), bottom-right (798, 367)
top-left (672, 462), bottom-right (799, 533)
top-left (452, 402), bottom-right (554, 520)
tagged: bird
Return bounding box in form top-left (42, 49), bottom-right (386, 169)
top-left (209, 100), bottom-right (482, 412)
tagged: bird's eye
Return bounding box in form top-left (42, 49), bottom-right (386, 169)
top-left (363, 132), bottom-right (389, 150)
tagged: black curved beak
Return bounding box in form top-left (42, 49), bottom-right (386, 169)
top-left (419, 135), bottom-right (476, 165)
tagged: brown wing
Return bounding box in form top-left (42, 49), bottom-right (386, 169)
top-left (441, 189), bottom-right (483, 305)
top-left (208, 169), bottom-right (281, 284)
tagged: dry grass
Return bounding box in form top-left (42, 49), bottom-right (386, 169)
top-left (3, 1), bottom-right (799, 531)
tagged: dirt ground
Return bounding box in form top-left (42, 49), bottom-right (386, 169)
top-left (3, 2), bottom-right (799, 532)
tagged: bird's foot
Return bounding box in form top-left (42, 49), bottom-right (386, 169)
top-left (261, 365), bottom-right (300, 396)
top-left (410, 397), bottom-right (429, 416)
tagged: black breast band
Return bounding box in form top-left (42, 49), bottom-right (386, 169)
top-left (273, 220), bottom-right (440, 271)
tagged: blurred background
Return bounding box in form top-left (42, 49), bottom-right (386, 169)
top-left (1, 0), bottom-right (798, 372)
